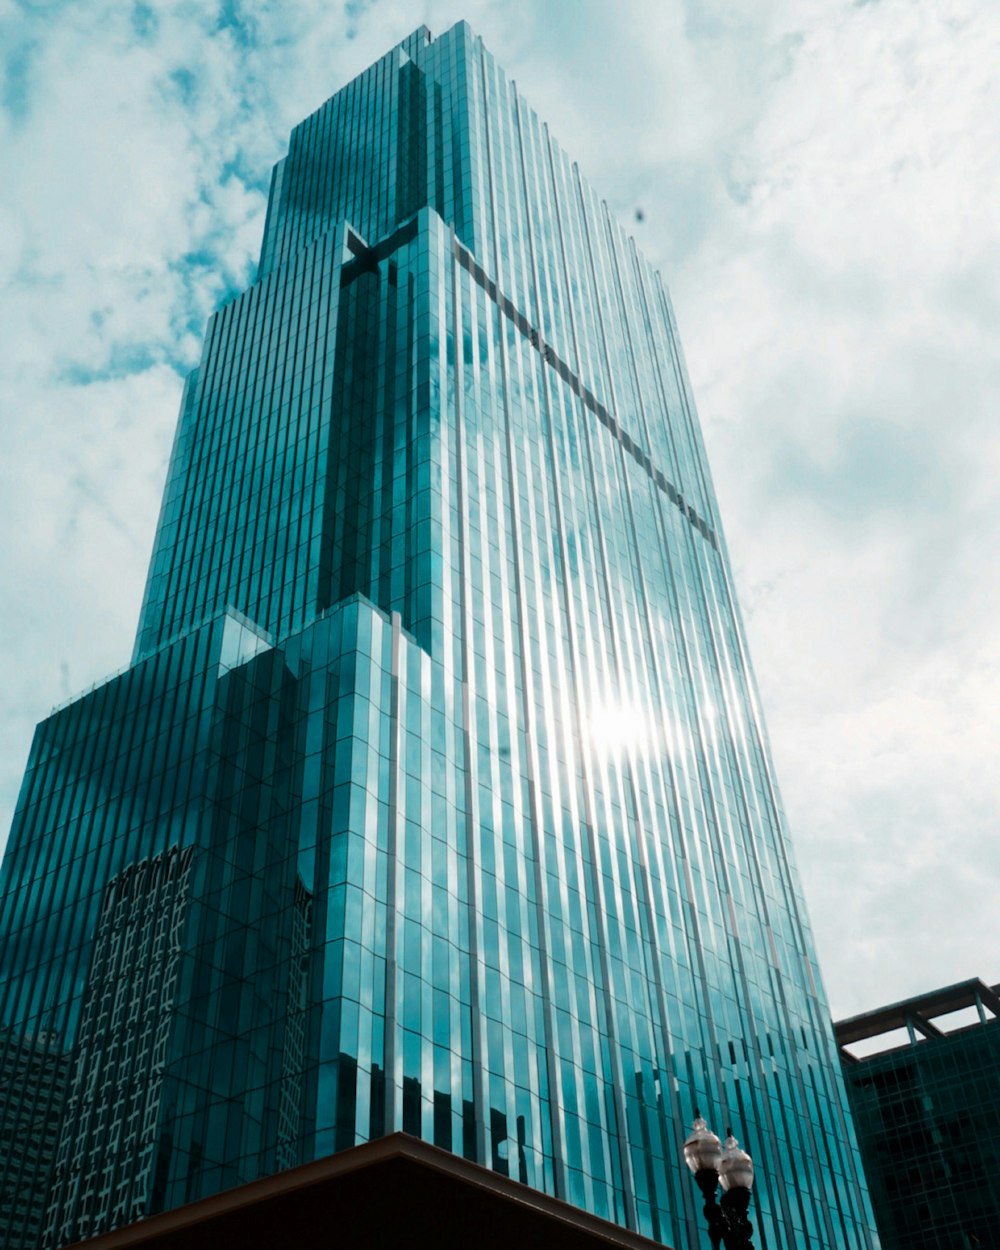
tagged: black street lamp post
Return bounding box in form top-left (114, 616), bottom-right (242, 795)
top-left (683, 1112), bottom-right (756, 1250)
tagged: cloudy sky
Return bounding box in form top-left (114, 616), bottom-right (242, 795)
top-left (1, 0), bottom-right (998, 1020)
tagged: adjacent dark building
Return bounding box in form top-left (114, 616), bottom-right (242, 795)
top-left (0, 1027), bottom-right (69, 1249)
top-left (836, 978), bottom-right (1000, 1250)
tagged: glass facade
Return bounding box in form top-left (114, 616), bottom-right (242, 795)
top-left (0, 22), bottom-right (878, 1249)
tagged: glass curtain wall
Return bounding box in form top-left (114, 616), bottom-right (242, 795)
top-left (0, 22), bottom-right (878, 1250)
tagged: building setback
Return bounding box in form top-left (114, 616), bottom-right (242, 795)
top-left (836, 979), bottom-right (1000, 1250)
top-left (0, 22), bottom-right (878, 1249)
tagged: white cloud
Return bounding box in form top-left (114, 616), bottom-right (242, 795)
top-left (674, 0), bottom-right (1000, 1014)
top-left (0, 0), bottom-right (271, 847)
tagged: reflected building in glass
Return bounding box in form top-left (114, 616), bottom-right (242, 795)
top-left (0, 23), bottom-right (878, 1249)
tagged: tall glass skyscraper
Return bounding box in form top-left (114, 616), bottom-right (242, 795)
top-left (0, 22), bottom-right (878, 1250)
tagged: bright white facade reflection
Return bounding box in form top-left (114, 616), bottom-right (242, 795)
top-left (584, 697), bottom-right (664, 762)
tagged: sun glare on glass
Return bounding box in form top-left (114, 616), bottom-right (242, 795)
top-left (584, 696), bottom-right (665, 761)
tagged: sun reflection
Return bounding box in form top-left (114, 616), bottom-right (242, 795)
top-left (583, 697), bottom-right (664, 761)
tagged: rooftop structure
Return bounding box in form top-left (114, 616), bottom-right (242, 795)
top-left (835, 978), bottom-right (1000, 1250)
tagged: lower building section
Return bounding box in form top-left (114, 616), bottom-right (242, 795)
top-left (1, 594), bottom-right (873, 1248)
top-left (836, 979), bottom-right (1000, 1250)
